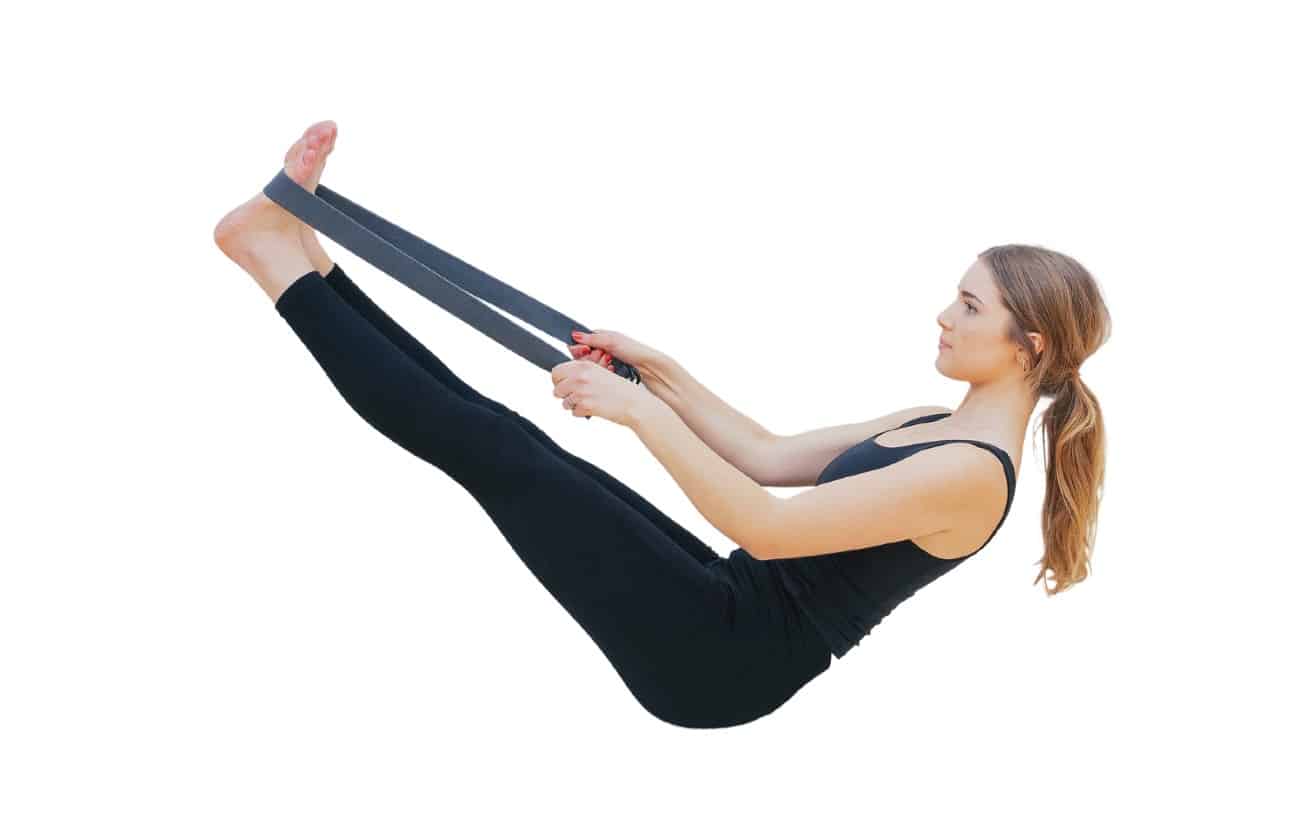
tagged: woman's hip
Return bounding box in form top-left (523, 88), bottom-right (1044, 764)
top-left (637, 548), bottom-right (834, 728)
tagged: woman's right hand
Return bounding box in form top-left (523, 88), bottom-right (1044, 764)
top-left (567, 329), bottom-right (666, 377)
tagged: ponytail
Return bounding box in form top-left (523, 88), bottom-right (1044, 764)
top-left (1034, 372), bottom-right (1106, 595)
top-left (978, 242), bottom-right (1111, 595)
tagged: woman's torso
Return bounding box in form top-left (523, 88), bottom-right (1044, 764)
top-left (764, 411), bottom-right (1019, 658)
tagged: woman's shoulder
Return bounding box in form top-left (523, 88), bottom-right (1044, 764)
top-left (897, 405), bottom-right (955, 424)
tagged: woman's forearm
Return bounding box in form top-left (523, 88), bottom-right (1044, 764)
top-left (636, 355), bottom-right (777, 482)
top-left (626, 397), bottom-right (777, 558)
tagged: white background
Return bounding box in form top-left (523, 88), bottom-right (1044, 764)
top-left (3, 1), bottom-right (1295, 814)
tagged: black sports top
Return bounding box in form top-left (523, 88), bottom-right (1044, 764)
top-left (767, 412), bottom-right (1017, 658)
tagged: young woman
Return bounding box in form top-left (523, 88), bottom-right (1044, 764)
top-left (214, 120), bottom-right (1110, 729)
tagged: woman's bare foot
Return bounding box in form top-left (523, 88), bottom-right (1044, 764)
top-left (213, 120), bottom-right (336, 302)
top-left (288, 121), bottom-right (340, 276)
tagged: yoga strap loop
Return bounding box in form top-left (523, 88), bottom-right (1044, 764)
top-left (262, 169), bottom-right (643, 396)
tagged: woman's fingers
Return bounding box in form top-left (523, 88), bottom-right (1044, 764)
top-left (569, 343), bottom-right (614, 369)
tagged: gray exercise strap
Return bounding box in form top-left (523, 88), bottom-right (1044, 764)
top-left (262, 169), bottom-right (642, 398)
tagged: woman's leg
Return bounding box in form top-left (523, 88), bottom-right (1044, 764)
top-left (273, 271), bottom-right (829, 728)
top-left (319, 261), bottom-right (724, 568)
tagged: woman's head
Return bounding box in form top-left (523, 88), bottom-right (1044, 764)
top-left (935, 254), bottom-right (1042, 383)
top-left (939, 243), bottom-right (1111, 595)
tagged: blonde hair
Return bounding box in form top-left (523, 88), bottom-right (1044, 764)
top-left (978, 244), bottom-right (1111, 595)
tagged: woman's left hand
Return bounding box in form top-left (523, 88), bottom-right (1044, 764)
top-left (551, 359), bottom-right (653, 427)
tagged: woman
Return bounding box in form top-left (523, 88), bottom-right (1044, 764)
top-left (213, 120), bottom-right (1110, 729)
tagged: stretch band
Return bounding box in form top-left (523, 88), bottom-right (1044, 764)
top-left (262, 169), bottom-right (642, 398)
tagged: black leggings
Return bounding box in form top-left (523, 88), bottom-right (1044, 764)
top-left (272, 264), bottom-right (833, 729)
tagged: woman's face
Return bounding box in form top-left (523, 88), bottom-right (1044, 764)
top-left (935, 258), bottom-right (1019, 381)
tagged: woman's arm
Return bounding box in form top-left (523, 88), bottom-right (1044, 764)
top-left (626, 397), bottom-right (778, 558)
top-left (637, 355), bottom-right (779, 485)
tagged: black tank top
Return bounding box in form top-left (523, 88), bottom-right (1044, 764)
top-left (768, 412), bottom-right (1016, 658)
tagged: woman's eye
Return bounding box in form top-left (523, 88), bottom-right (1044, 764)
top-left (964, 302), bottom-right (977, 314)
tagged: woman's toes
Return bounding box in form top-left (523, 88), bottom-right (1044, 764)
top-left (303, 121), bottom-right (335, 151)
top-left (284, 141), bottom-right (313, 186)
top-left (282, 121), bottom-right (336, 189)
